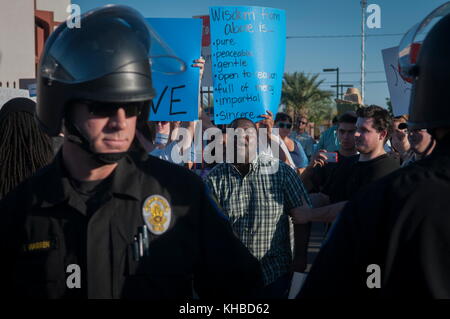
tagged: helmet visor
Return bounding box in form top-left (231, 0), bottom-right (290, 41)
top-left (40, 5), bottom-right (186, 84)
top-left (398, 2), bottom-right (450, 82)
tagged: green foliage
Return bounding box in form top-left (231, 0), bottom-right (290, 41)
top-left (385, 97), bottom-right (393, 116)
top-left (281, 72), bottom-right (334, 124)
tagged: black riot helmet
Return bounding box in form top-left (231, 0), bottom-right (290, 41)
top-left (36, 5), bottom-right (185, 163)
top-left (398, 2), bottom-right (450, 130)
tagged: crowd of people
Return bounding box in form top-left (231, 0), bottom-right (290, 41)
top-left (1, 3), bottom-right (450, 299)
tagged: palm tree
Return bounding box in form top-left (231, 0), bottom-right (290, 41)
top-left (281, 72), bottom-right (334, 124)
top-left (385, 97), bottom-right (393, 116)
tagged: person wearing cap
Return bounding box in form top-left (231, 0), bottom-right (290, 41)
top-left (298, 4), bottom-right (450, 298)
top-left (0, 5), bottom-right (262, 299)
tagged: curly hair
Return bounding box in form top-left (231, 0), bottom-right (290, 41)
top-left (356, 105), bottom-right (392, 140)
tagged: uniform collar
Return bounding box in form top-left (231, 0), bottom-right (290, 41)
top-left (40, 152), bottom-right (142, 208)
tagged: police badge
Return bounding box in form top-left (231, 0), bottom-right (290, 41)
top-left (142, 195), bottom-right (171, 235)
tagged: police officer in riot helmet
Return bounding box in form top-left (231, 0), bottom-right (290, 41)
top-left (0, 5), bottom-right (262, 299)
top-left (298, 2), bottom-right (450, 298)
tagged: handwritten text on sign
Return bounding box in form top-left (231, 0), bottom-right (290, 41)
top-left (209, 6), bottom-right (286, 124)
top-left (145, 18), bottom-right (202, 121)
top-left (382, 46), bottom-right (411, 117)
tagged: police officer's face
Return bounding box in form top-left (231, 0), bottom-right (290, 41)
top-left (354, 117), bottom-right (387, 154)
top-left (72, 103), bottom-right (137, 154)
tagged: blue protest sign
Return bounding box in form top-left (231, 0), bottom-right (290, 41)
top-left (209, 6), bottom-right (286, 124)
top-left (145, 18), bottom-right (202, 121)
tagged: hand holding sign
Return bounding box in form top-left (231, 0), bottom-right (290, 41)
top-left (255, 110), bottom-right (274, 136)
top-left (192, 57), bottom-right (205, 81)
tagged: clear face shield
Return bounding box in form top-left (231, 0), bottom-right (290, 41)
top-left (39, 5), bottom-right (186, 84)
top-left (398, 2), bottom-right (450, 83)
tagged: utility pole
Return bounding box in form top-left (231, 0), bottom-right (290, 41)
top-left (361, 0), bottom-right (367, 104)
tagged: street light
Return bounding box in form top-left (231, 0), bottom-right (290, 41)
top-left (323, 67), bottom-right (339, 99)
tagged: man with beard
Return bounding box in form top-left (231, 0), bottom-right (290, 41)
top-left (290, 105), bottom-right (399, 224)
top-left (205, 117), bottom-right (312, 298)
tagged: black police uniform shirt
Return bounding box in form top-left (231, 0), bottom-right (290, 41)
top-left (299, 135), bottom-right (450, 298)
top-left (0, 152), bottom-right (263, 299)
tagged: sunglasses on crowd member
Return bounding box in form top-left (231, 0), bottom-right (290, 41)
top-left (276, 122), bottom-right (292, 129)
top-left (299, 121), bottom-right (308, 125)
top-left (83, 100), bottom-right (147, 118)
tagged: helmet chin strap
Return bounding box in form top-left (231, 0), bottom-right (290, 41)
top-left (65, 120), bottom-right (127, 165)
top-left (415, 135), bottom-right (435, 158)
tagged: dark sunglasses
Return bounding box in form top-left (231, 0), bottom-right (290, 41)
top-left (299, 121), bottom-right (308, 125)
top-left (277, 122), bottom-right (292, 129)
top-left (83, 100), bottom-right (146, 118)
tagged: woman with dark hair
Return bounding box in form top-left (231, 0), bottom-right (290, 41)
top-left (0, 97), bottom-right (53, 199)
top-left (274, 112), bottom-right (309, 175)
